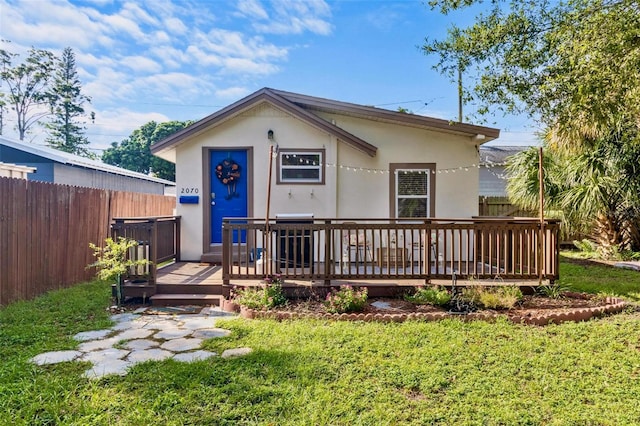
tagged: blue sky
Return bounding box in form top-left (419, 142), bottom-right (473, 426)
top-left (0, 0), bottom-right (540, 153)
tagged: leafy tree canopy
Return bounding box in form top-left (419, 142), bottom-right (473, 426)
top-left (424, 0), bottom-right (640, 147)
top-left (0, 43), bottom-right (56, 140)
top-left (102, 120), bottom-right (192, 182)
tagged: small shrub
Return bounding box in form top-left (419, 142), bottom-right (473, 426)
top-left (462, 285), bottom-right (522, 310)
top-left (537, 281), bottom-right (569, 299)
top-left (88, 237), bottom-right (150, 282)
top-left (325, 285), bottom-right (368, 314)
top-left (405, 286), bottom-right (451, 306)
top-left (572, 239), bottom-right (597, 258)
top-left (233, 275), bottom-right (287, 310)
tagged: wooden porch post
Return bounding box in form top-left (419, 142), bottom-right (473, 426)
top-left (264, 144), bottom-right (274, 277)
top-left (324, 219), bottom-right (332, 287)
top-left (538, 147), bottom-right (545, 283)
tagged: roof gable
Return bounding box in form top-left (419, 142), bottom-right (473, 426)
top-left (151, 88), bottom-right (377, 158)
top-left (151, 87), bottom-right (500, 159)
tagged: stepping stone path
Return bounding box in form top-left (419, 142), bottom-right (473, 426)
top-left (30, 306), bottom-right (252, 379)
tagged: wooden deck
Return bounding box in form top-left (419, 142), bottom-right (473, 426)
top-left (139, 261), bottom-right (543, 306)
top-left (111, 216), bottom-right (560, 306)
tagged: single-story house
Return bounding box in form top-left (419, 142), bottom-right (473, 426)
top-left (479, 145), bottom-right (529, 197)
top-left (151, 87), bottom-right (500, 262)
top-left (0, 136), bottom-right (175, 195)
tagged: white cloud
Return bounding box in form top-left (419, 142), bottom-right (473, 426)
top-left (87, 107), bottom-right (172, 150)
top-left (186, 29), bottom-right (287, 75)
top-left (222, 57), bottom-right (279, 75)
top-left (121, 56), bottom-right (163, 73)
top-left (250, 0), bottom-right (332, 35)
top-left (0, 0), bottom-right (109, 49)
top-left (121, 2), bottom-right (159, 27)
top-left (148, 45), bottom-right (189, 69)
top-left (215, 86), bottom-right (251, 99)
top-left (99, 13), bottom-right (146, 41)
top-left (237, 0), bottom-right (269, 20)
top-left (164, 17), bottom-right (188, 34)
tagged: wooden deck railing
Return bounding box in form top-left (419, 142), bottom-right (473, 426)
top-left (111, 216), bottom-right (181, 285)
top-left (222, 217), bottom-right (560, 285)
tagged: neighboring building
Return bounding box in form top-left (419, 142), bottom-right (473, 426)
top-left (151, 88), bottom-right (500, 261)
top-left (479, 145), bottom-right (529, 197)
top-left (0, 162), bottom-right (36, 179)
top-left (0, 136), bottom-right (175, 195)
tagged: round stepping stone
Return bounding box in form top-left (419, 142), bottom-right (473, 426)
top-left (192, 328), bottom-right (231, 339)
top-left (80, 348), bottom-right (130, 363)
top-left (83, 359), bottom-right (131, 379)
top-left (160, 337), bottom-right (203, 352)
top-left (173, 350), bottom-right (218, 362)
top-left (123, 339), bottom-right (159, 350)
top-left (73, 329), bottom-right (112, 342)
top-left (31, 350), bottom-right (82, 365)
top-left (127, 348), bottom-right (173, 363)
top-left (221, 347), bottom-right (253, 358)
top-left (154, 329), bottom-right (193, 340)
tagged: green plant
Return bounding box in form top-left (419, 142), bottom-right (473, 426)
top-left (324, 285), bottom-right (368, 314)
top-left (88, 237), bottom-right (150, 306)
top-left (233, 275), bottom-right (287, 310)
top-left (405, 286), bottom-right (451, 306)
top-left (462, 286), bottom-right (523, 310)
top-left (537, 281), bottom-right (570, 299)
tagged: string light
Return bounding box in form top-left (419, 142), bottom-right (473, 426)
top-left (277, 156), bottom-right (506, 176)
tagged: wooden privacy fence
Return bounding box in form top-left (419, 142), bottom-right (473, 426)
top-left (478, 196), bottom-right (536, 217)
top-left (0, 177), bottom-right (175, 306)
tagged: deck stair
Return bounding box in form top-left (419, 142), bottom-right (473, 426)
top-left (149, 262), bottom-right (224, 307)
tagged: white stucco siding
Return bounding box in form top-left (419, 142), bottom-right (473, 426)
top-left (325, 113), bottom-right (480, 219)
top-left (174, 102), bottom-right (340, 259)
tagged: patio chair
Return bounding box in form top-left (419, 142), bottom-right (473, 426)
top-left (342, 222), bottom-right (373, 264)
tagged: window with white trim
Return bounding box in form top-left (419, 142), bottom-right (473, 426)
top-left (395, 169), bottom-right (431, 218)
top-left (278, 150), bottom-right (324, 184)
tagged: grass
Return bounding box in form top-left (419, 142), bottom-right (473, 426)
top-left (558, 252), bottom-right (640, 301)
top-left (1, 259), bottom-right (640, 425)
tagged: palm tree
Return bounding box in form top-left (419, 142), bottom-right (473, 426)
top-left (506, 121), bottom-right (640, 258)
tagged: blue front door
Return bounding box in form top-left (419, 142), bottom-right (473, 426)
top-left (210, 150), bottom-right (248, 244)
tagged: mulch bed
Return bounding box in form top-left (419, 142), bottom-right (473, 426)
top-left (236, 292), bottom-right (629, 326)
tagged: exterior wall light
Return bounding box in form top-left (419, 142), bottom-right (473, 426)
top-left (267, 129), bottom-right (274, 140)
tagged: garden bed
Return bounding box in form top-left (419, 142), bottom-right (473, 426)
top-left (235, 292), bottom-right (628, 326)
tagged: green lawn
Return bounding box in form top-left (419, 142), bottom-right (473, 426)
top-left (1, 258), bottom-right (640, 425)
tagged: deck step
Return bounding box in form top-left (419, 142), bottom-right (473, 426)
top-left (156, 284), bottom-right (223, 295)
top-left (150, 293), bottom-right (224, 307)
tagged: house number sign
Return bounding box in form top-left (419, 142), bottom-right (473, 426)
top-left (180, 188), bottom-right (199, 194)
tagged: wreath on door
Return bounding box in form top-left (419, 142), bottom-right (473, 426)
top-left (215, 158), bottom-right (241, 199)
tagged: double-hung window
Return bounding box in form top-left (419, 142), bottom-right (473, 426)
top-left (390, 164), bottom-right (435, 218)
top-left (277, 149), bottom-right (325, 184)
